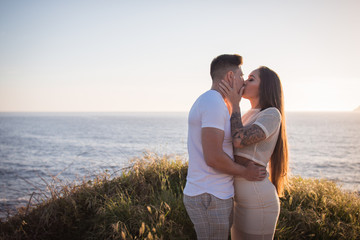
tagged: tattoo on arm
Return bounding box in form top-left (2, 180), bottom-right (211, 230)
top-left (230, 111), bottom-right (266, 148)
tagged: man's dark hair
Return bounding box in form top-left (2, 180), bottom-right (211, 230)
top-left (210, 54), bottom-right (243, 81)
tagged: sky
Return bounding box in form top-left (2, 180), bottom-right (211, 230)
top-left (0, 0), bottom-right (359, 112)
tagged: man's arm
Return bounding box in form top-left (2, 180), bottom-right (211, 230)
top-left (202, 127), bottom-right (266, 181)
top-left (230, 107), bottom-right (266, 149)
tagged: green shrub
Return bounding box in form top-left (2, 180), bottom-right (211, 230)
top-left (1, 153), bottom-right (359, 239)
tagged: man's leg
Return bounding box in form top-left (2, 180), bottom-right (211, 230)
top-left (207, 194), bottom-right (233, 239)
top-left (183, 193), bottom-right (233, 240)
top-left (183, 193), bottom-right (211, 239)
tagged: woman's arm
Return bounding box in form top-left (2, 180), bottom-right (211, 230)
top-left (230, 108), bottom-right (266, 149)
top-left (219, 80), bottom-right (266, 148)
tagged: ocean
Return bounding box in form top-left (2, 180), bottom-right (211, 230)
top-left (0, 112), bottom-right (359, 219)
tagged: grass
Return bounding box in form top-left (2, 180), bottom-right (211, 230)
top-left (277, 177), bottom-right (360, 239)
top-left (0, 152), bottom-right (359, 239)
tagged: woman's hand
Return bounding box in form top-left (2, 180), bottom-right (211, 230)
top-left (219, 79), bottom-right (245, 108)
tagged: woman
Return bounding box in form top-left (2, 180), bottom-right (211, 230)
top-left (219, 66), bottom-right (289, 240)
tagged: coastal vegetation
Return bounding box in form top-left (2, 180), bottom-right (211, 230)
top-left (1, 153), bottom-right (359, 239)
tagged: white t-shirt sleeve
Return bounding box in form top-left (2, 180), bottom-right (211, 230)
top-left (253, 108), bottom-right (281, 138)
top-left (200, 95), bottom-right (226, 131)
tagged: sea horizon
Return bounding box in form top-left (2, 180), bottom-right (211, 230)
top-left (1, 109), bottom-right (359, 114)
top-left (1, 111), bottom-right (359, 219)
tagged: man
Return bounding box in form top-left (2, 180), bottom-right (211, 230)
top-left (183, 54), bottom-right (267, 239)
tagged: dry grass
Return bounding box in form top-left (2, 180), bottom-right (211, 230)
top-left (1, 153), bottom-right (359, 239)
top-left (276, 176), bottom-right (360, 239)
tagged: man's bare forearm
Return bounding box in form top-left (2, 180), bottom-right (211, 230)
top-left (206, 151), bottom-right (248, 176)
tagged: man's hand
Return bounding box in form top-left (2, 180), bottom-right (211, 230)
top-left (243, 162), bottom-right (267, 181)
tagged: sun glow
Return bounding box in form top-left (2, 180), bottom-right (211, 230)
top-left (0, 1), bottom-right (359, 112)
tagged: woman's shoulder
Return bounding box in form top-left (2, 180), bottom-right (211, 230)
top-left (260, 107), bottom-right (281, 119)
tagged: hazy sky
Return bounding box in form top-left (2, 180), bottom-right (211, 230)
top-left (1, 0), bottom-right (359, 112)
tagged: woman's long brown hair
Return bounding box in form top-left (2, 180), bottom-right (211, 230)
top-left (258, 66), bottom-right (289, 197)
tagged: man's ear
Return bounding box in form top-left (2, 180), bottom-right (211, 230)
top-left (225, 71), bottom-right (234, 87)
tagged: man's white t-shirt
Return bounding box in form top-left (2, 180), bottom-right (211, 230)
top-left (183, 90), bottom-right (234, 199)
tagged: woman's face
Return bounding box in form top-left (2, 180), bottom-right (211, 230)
top-left (243, 69), bottom-right (261, 100)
